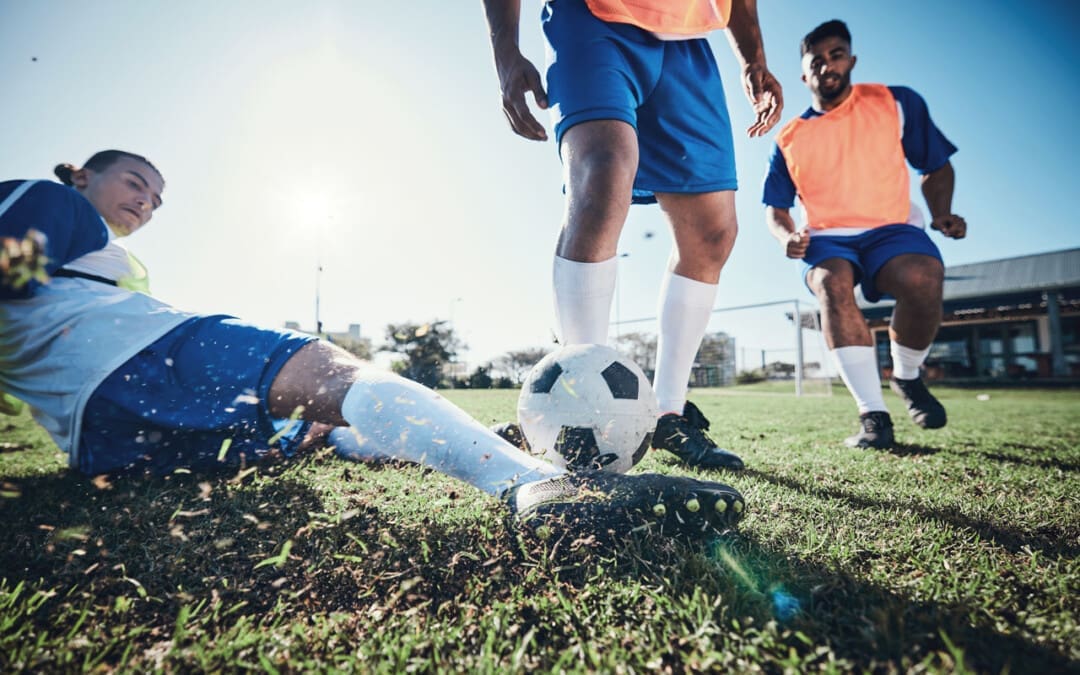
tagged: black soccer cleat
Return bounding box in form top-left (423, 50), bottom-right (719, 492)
top-left (503, 470), bottom-right (744, 538)
top-left (491, 421), bottom-right (530, 451)
top-left (652, 401), bottom-right (744, 470)
top-left (844, 410), bottom-right (895, 449)
top-left (890, 377), bottom-right (947, 429)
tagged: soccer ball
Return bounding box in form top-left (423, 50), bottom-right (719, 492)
top-left (518, 344), bottom-right (658, 474)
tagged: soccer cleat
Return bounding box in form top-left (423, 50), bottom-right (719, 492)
top-left (652, 401), bottom-right (744, 470)
top-left (503, 470), bottom-right (744, 538)
top-left (844, 410), bottom-right (895, 449)
top-left (890, 377), bottom-right (947, 429)
top-left (491, 421), bottom-right (530, 451)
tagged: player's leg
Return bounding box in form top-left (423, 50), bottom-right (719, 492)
top-left (553, 120), bottom-right (638, 344)
top-left (807, 257), bottom-right (894, 448)
top-left (543, 0), bottom-right (660, 346)
top-left (874, 248), bottom-right (948, 428)
top-left (634, 37), bottom-right (742, 470)
top-left (270, 340), bottom-right (746, 536)
top-left (648, 190), bottom-right (743, 469)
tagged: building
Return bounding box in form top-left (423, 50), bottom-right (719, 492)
top-left (859, 248), bottom-right (1080, 381)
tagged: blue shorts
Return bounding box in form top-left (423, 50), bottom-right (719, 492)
top-left (803, 224), bottom-right (943, 303)
top-left (79, 315), bottom-right (317, 475)
top-left (542, 0), bottom-right (737, 204)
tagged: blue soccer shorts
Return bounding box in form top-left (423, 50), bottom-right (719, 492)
top-left (79, 315), bottom-right (317, 475)
top-left (802, 224), bottom-right (943, 303)
top-left (541, 0), bottom-right (737, 203)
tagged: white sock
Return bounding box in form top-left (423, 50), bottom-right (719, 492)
top-left (553, 255), bottom-right (617, 345)
top-left (831, 346), bottom-right (888, 414)
top-left (653, 272), bottom-right (718, 415)
top-left (337, 368), bottom-right (562, 496)
top-left (890, 340), bottom-right (929, 380)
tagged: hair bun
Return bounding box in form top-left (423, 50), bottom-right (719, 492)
top-left (53, 163), bottom-right (76, 186)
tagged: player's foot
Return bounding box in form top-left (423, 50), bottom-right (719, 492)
top-left (652, 401), bottom-right (744, 470)
top-left (491, 421), bottom-right (530, 451)
top-left (503, 470), bottom-right (744, 538)
top-left (844, 411), bottom-right (895, 449)
top-left (890, 377), bottom-right (947, 429)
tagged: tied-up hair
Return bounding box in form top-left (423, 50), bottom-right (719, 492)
top-left (801, 19), bottom-right (851, 56)
top-left (54, 150), bottom-right (163, 187)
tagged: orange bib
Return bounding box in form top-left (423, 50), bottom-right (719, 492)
top-left (776, 84), bottom-right (911, 231)
top-left (584, 0), bottom-right (731, 35)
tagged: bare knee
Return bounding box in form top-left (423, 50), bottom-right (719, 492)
top-left (883, 259), bottom-right (944, 302)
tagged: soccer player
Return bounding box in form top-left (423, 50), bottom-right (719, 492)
top-left (762, 20), bottom-right (966, 448)
top-left (0, 150), bottom-right (747, 537)
top-left (482, 0), bottom-right (783, 470)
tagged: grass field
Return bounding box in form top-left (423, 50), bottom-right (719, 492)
top-left (1, 384), bottom-right (1077, 673)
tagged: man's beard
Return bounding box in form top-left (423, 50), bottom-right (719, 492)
top-left (817, 72), bottom-right (850, 102)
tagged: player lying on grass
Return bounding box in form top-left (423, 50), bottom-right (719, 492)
top-left (0, 150), bottom-right (745, 538)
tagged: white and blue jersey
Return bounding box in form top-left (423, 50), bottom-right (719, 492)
top-left (0, 180), bottom-right (314, 474)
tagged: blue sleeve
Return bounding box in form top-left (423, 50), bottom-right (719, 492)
top-left (0, 180), bottom-right (109, 298)
top-left (762, 142), bottom-right (797, 208)
top-left (890, 86), bottom-right (957, 175)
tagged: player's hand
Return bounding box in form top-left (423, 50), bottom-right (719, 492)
top-left (784, 227), bottom-right (810, 259)
top-left (931, 214), bottom-right (967, 239)
top-left (493, 46), bottom-right (549, 141)
top-left (742, 63), bottom-right (783, 138)
top-left (0, 230), bottom-right (49, 290)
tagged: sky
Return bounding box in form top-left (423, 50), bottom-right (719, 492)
top-left (2, 1), bottom-right (1079, 372)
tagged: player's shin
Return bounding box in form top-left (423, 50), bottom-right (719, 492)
top-left (336, 369), bottom-right (562, 496)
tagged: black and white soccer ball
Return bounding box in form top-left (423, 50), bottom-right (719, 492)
top-left (517, 344), bottom-right (658, 474)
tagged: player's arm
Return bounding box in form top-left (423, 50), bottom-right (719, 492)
top-left (482, 0), bottom-right (549, 141)
top-left (922, 161), bottom-right (966, 239)
top-left (765, 206), bottom-right (809, 259)
top-left (0, 182), bottom-right (108, 297)
top-left (892, 86), bottom-right (965, 240)
top-left (723, 0), bottom-right (782, 137)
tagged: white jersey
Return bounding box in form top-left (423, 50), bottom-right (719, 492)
top-left (0, 276), bottom-right (194, 465)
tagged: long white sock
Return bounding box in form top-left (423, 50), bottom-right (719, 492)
top-left (831, 346), bottom-right (888, 414)
top-left (553, 255), bottom-right (617, 345)
top-left (890, 340), bottom-right (930, 380)
top-left (653, 272), bottom-right (718, 415)
top-left (337, 368), bottom-right (562, 496)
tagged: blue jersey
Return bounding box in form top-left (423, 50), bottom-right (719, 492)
top-left (0, 180), bottom-right (108, 299)
top-left (762, 86), bottom-right (957, 210)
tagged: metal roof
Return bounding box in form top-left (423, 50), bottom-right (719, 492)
top-left (859, 247), bottom-right (1080, 307)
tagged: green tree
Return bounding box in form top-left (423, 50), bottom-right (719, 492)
top-left (493, 347), bottom-right (550, 384)
top-left (381, 321), bottom-right (463, 388)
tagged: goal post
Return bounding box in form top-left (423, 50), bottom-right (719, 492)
top-left (612, 298), bottom-right (835, 396)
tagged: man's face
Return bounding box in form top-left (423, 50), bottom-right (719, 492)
top-left (801, 36), bottom-right (856, 104)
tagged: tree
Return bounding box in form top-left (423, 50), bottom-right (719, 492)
top-left (614, 332), bottom-right (657, 378)
top-left (467, 365), bottom-right (494, 389)
top-left (329, 335), bottom-right (373, 361)
top-left (381, 321), bottom-right (464, 388)
top-left (493, 347), bottom-right (550, 384)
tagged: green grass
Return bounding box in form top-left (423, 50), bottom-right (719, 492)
top-left (1, 386), bottom-right (1077, 673)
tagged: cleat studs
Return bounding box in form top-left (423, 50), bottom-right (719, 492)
top-left (685, 498), bottom-right (700, 513)
top-left (733, 500), bottom-right (744, 514)
top-left (714, 500), bottom-right (728, 513)
top-left (652, 503), bottom-right (667, 517)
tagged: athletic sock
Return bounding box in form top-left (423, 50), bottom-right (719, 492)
top-left (337, 368), bottom-right (562, 496)
top-left (890, 340), bottom-right (930, 380)
top-left (552, 255), bottom-right (617, 345)
top-left (653, 272), bottom-right (718, 415)
top-left (831, 346), bottom-right (888, 414)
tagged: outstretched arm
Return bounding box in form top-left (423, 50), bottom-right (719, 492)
top-left (765, 206), bottom-right (809, 259)
top-left (724, 0), bottom-right (783, 137)
top-left (922, 161), bottom-right (966, 239)
top-left (482, 0), bottom-right (549, 141)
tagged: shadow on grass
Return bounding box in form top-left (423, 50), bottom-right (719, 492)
top-left (743, 469), bottom-right (1079, 560)
top-left (0, 462), bottom-right (1075, 673)
top-left (885, 442), bottom-right (942, 457)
